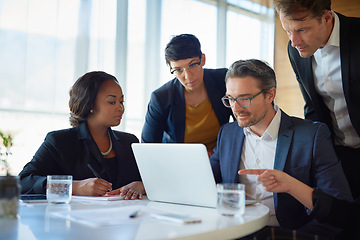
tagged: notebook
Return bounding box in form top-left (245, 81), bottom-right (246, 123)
top-left (71, 195), bottom-right (125, 202)
top-left (131, 143), bottom-right (217, 208)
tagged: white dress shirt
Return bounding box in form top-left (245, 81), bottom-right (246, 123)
top-left (312, 12), bottom-right (360, 148)
top-left (239, 105), bottom-right (281, 226)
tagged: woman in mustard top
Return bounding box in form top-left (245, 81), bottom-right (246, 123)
top-left (141, 34), bottom-right (233, 156)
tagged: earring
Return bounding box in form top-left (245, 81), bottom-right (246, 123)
top-left (90, 110), bottom-right (93, 113)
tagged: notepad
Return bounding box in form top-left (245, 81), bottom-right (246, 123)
top-left (72, 195), bottom-right (125, 201)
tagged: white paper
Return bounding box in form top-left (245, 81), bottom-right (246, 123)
top-left (71, 195), bottom-right (125, 202)
top-left (50, 205), bottom-right (160, 227)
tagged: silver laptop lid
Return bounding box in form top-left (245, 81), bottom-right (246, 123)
top-left (131, 143), bottom-right (217, 208)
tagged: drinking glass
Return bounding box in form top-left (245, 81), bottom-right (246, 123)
top-left (46, 175), bottom-right (72, 204)
top-left (217, 183), bottom-right (245, 216)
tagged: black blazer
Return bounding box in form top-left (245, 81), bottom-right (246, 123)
top-left (141, 68), bottom-right (233, 143)
top-left (19, 122), bottom-right (141, 194)
top-left (310, 189), bottom-right (360, 239)
top-left (288, 12), bottom-right (360, 138)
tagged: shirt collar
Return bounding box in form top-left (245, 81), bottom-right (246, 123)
top-left (325, 11), bottom-right (340, 48)
top-left (243, 104), bottom-right (281, 140)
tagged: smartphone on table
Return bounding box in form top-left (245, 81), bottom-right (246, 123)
top-left (20, 194), bottom-right (47, 203)
top-left (151, 213), bottom-right (201, 224)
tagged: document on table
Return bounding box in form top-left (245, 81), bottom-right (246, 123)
top-left (51, 205), bottom-right (161, 227)
top-left (71, 195), bottom-right (125, 202)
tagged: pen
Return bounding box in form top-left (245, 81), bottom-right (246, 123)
top-left (129, 210), bottom-right (141, 218)
top-left (87, 164), bottom-right (101, 179)
top-left (87, 164), bottom-right (112, 192)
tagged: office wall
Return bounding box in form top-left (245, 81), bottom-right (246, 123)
top-left (274, 0), bottom-right (360, 118)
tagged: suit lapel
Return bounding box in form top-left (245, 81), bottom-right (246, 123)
top-left (273, 111), bottom-right (294, 209)
top-left (274, 111), bottom-right (294, 171)
top-left (338, 13), bottom-right (350, 104)
top-left (230, 125), bottom-right (245, 183)
top-left (173, 80), bottom-right (186, 142)
top-left (293, 47), bottom-right (324, 113)
top-left (111, 131), bottom-right (123, 187)
top-left (78, 122), bottom-right (110, 180)
top-left (303, 58), bottom-right (318, 102)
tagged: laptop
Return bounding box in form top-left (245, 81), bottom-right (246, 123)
top-left (131, 143), bottom-right (217, 208)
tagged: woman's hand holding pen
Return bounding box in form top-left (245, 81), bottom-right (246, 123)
top-left (106, 181), bottom-right (145, 200)
top-left (72, 178), bottom-right (112, 196)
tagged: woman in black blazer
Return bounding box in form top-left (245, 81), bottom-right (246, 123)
top-left (19, 71), bottom-right (144, 200)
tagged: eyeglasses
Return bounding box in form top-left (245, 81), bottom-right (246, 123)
top-left (170, 61), bottom-right (201, 76)
top-left (221, 89), bottom-right (269, 108)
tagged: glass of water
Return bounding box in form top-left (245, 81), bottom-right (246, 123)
top-left (217, 183), bottom-right (245, 217)
top-left (46, 175), bottom-right (72, 204)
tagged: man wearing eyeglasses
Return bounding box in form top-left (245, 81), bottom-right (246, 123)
top-left (141, 34), bottom-right (233, 156)
top-left (210, 59), bottom-right (352, 238)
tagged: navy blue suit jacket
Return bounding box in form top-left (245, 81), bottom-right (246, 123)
top-left (141, 68), bottom-right (233, 143)
top-left (288, 12), bottom-right (360, 138)
top-left (19, 122), bottom-right (141, 194)
top-left (210, 110), bottom-right (352, 229)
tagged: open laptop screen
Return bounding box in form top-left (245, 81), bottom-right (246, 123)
top-left (131, 143), bottom-right (217, 208)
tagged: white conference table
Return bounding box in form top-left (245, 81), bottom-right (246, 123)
top-left (1, 198), bottom-right (269, 240)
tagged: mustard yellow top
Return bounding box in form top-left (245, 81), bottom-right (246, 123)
top-left (184, 98), bottom-right (221, 152)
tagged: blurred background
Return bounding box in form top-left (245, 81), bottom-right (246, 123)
top-left (0, 0), bottom-right (359, 175)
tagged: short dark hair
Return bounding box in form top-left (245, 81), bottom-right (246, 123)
top-left (164, 34), bottom-right (202, 66)
top-left (225, 59), bottom-right (276, 90)
top-left (274, 0), bottom-right (331, 19)
top-left (69, 71), bottom-right (118, 127)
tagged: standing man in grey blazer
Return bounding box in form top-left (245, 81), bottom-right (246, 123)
top-left (274, 0), bottom-right (360, 199)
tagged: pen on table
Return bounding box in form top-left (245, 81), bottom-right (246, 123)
top-left (129, 210), bottom-right (141, 218)
top-left (87, 164), bottom-right (102, 179)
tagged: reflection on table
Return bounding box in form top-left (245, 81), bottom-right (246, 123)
top-left (0, 198), bottom-right (269, 240)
